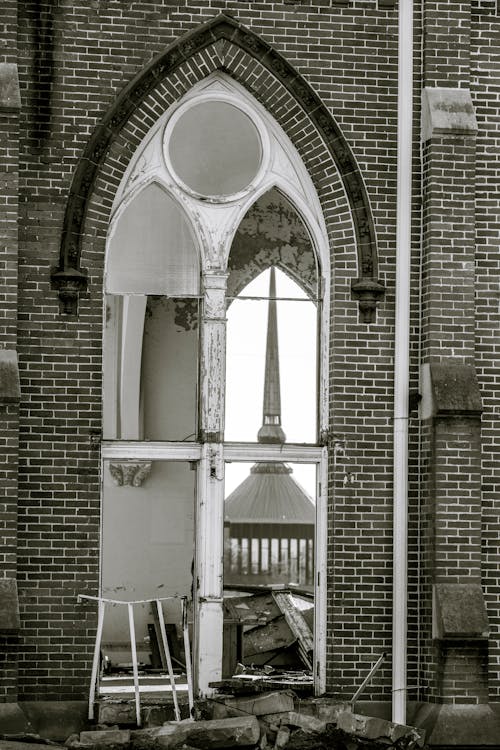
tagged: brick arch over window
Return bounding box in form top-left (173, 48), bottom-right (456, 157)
top-left (51, 12), bottom-right (384, 321)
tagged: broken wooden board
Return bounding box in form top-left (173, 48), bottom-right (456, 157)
top-left (244, 616), bottom-right (296, 658)
top-left (273, 592), bottom-right (313, 670)
top-left (224, 593), bottom-right (282, 628)
top-left (209, 672), bottom-right (313, 696)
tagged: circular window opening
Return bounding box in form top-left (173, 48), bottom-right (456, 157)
top-left (168, 100), bottom-right (263, 199)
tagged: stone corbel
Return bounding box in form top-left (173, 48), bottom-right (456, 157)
top-left (109, 461), bottom-right (152, 487)
top-left (351, 278), bottom-right (386, 324)
top-left (51, 267), bottom-right (88, 315)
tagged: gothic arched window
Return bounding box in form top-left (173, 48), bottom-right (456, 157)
top-left (101, 73), bottom-right (330, 696)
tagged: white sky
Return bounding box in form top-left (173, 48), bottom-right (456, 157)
top-left (225, 268), bottom-right (317, 498)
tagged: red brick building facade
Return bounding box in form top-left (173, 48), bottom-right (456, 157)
top-left (0, 0), bottom-right (499, 745)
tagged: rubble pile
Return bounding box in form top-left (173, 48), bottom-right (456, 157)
top-left (0, 693), bottom-right (425, 750)
top-left (0, 691), bottom-right (426, 750)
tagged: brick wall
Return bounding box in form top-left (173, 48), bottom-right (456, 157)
top-left (6, 0), bottom-right (500, 708)
top-left (13, 0), bottom-right (400, 700)
top-left (0, 0), bottom-right (20, 703)
top-left (470, 4), bottom-right (500, 701)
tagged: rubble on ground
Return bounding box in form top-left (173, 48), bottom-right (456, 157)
top-left (1, 691), bottom-right (426, 750)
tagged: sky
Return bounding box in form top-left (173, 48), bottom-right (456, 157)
top-left (224, 267), bottom-right (318, 499)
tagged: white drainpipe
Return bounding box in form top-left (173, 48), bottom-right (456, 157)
top-left (393, 0), bottom-right (413, 726)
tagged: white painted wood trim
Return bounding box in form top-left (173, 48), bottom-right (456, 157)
top-left (200, 274), bottom-right (227, 437)
top-left (315, 447), bottom-right (328, 695)
top-left (101, 441), bottom-right (202, 460)
top-left (102, 295), bottom-right (121, 439)
top-left (101, 441), bottom-right (322, 463)
top-left (194, 444), bottom-right (224, 696)
top-left (224, 442), bottom-right (323, 463)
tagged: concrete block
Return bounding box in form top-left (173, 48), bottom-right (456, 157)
top-left (79, 730), bottom-right (131, 747)
top-left (0, 703), bottom-right (33, 733)
top-left (0, 742), bottom-right (66, 750)
top-left (131, 716), bottom-right (260, 749)
top-left (307, 699), bottom-right (352, 723)
top-left (97, 703), bottom-right (137, 726)
top-left (20, 702), bottom-right (88, 742)
top-left (129, 726), bottom-right (175, 750)
top-left (273, 726), bottom-right (289, 748)
top-left (178, 716), bottom-right (260, 748)
top-left (219, 691), bottom-right (295, 717)
top-left (282, 712), bottom-right (326, 733)
top-left (258, 713), bottom-right (288, 727)
top-left (336, 711), bottom-right (424, 746)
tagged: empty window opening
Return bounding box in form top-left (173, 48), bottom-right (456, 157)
top-left (100, 460), bottom-right (195, 681)
top-left (100, 77), bottom-right (329, 695)
top-left (223, 460), bottom-right (316, 675)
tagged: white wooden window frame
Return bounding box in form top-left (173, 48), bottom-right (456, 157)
top-left (102, 72), bottom-right (331, 696)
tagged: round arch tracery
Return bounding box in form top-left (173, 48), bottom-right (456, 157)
top-left (51, 12), bottom-right (384, 321)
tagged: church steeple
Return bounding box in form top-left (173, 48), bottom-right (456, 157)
top-left (257, 267), bottom-right (286, 444)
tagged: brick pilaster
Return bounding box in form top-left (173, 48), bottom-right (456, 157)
top-left (0, 0), bottom-right (21, 704)
top-left (419, 0), bottom-right (488, 708)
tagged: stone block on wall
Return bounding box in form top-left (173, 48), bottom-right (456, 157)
top-left (420, 362), bottom-right (482, 419)
top-left (421, 87), bottom-right (478, 142)
top-left (433, 583), bottom-right (489, 640)
top-left (0, 578), bottom-right (20, 633)
top-left (0, 63), bottom-right (21, 112)
top-left (0, 350), bottom-right (20, 403)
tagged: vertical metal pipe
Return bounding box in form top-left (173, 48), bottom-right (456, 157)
top-left (393, 0), bottom-right (413, 726)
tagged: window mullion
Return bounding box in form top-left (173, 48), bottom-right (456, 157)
top-left (199, 272), bottom-right (227, 442)
top-left (224, 442), bottom-right (323, 463)
top-left (195, 272), bottom-right (227, 695)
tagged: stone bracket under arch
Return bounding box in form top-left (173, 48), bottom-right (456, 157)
top-left (51, 12), bottom-right (384, 321)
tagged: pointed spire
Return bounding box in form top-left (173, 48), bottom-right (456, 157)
top-left (258, 267), bottom-right (286, 444)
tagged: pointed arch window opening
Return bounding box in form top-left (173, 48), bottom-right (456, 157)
top-left (225, 265), bottom-right (318, 450)
top-left (101, 75), bottom-right (329, 696)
